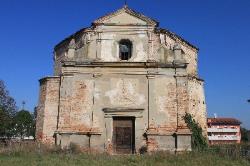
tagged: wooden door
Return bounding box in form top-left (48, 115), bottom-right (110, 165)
top-left (113, 117), bottom-right (135, 154)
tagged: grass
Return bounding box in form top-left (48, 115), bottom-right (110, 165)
top-left (0, 143), bottom-right (249, 166)
top-left (0, 151), bottom-right (249, 166)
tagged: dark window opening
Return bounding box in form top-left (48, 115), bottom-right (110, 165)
top-left (119, 40), bottom-right (132, 60)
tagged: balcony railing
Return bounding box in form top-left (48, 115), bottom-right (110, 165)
top-left (208, 135), bottom-right (240, 141)
top-left (207, 128), bottom-right (238, 133)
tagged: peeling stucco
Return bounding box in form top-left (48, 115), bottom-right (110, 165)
top-left (36, 5), bottom-right (206, 153)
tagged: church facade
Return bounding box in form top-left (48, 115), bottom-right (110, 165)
top-left (36, 5), bottom-right (207, 154)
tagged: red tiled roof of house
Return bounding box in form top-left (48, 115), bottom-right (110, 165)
top-left (207, 118), bottom-right (241, 125)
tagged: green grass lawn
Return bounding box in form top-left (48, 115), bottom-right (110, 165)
top-left (0, 152), bottom-right (249, 166)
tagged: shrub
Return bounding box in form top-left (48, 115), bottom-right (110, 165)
top-left (183, 113), bottom-right (208, 150)
top-left (68, 143), bottom-right (82, 154)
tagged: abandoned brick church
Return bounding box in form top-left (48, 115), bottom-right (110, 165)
top-left (36, 5), bottom-right (207, 154)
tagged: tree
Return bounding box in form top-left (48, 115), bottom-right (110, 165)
top-left (31, 107), bottom-right (37, 138)
top-left (0, 80), bottom-right (17, 138)
top-left (0, 107), bottom-right (12, 137)
top-left (183, 113), bottom-right (208, 150)
top-left (14, 110), bottom-right (34, 139)
top-left (0, 80), bottom-right (16, 115)
top-left (240, 127), bottom-right (249, 142)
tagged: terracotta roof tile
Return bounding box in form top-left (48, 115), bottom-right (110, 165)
top-left (207, 118), bottom-right (241, 125)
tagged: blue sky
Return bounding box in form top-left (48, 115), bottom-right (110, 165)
top-left (0, 0), bottom-right (249, 128)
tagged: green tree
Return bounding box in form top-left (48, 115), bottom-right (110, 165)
top-left (0, 107), bottom-right (12, 137)
top-left (240, 127), bottom-right (249, 142)
top-left (183, 113), bottom-right (208, 150)
top-left (14, 110), bottom-right (34, 139)
top-left (31, 109), bottom-right (36, 138)
top-left (0, 80), bottom-right (17, 138)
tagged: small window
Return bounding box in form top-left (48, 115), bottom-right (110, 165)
top-left (119, 39), bottom-right (132, 60)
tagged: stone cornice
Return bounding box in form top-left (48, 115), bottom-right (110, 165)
top-left (103, 108), bottom-right (144, 118)
top-left (62, 61), bottom-right (188, 69)
top-left (39, 76), bottom-right (60, 84)
top-left (55, 130), bottom-right (102, 135)
top-left (187, 75), bottom-right (204, 82)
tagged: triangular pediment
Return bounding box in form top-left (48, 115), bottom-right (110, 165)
top-left (93, 5), bottom-right (158, 26)
top-left (103, 12), bottom-right (148, 25)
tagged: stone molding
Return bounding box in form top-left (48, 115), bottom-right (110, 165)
top-left (63, 61), bottom-right (187, 68)
top-left (55, 130), bottom-right (102, 135)
top-left (39, 76), bottom-right (60, 84)
top-left (102, 107), bottom-right (144, 118)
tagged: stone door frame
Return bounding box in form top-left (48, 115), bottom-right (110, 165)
top-left (102, 108), bottom-right (144, 154)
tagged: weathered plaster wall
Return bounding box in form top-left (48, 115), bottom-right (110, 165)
top-left (53, 26), bottom-right (198, 77)
top-left (152, 76), bottom-right (177, 131)
top-left (55, 71), bottom-right (149, 152)
top-left (159, 33), bottom-right (198, 76)
top-left (104, 12), bottom-right (147, 25)
top-left (105, 77), bottom-right (146, 106)
top-left (99, 30), bottom-right (149, 62)
top-left (188, 78), bottom-right (207, 131)
top-left (36, 77), bottom-right (60, 144)
top-left (35, 80), bottom-right (46, 142)
top-left (101, 75), bottom-right (148, 153)
top-left (54, 47), bottom-right (67, 76)
top-left (38, 6), bottom-right (206, 153)
top-left (176, 75), bottom-right (189, 128)
top-left (58, 75), bottom-right (94, 132)
top-left (151, 32), bottom-right (161, 61)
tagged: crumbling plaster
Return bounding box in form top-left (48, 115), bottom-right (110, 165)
top-left (36, 6), bottom-right (207, 153)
